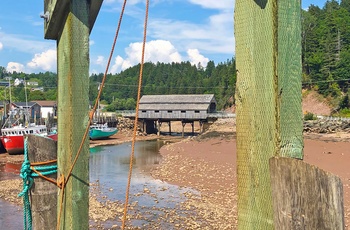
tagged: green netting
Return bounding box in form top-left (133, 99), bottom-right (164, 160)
top-left (234, 0), bottom-right (302, 228)
top-left (278, 1), bottom-right (304, 159)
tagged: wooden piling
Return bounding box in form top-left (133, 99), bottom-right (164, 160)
top-left (181, 121), bottom-right (185, 138)
top-left (168, 121), bottom-right (171, 134)
top-left (43, 0), bottom-right (102, 229)
top-left (27, 135), bottom-right (57, 230)
top-left (270, 157), bottom-right (344, 229)
top-left (157, 120), bottom-right (161, 136)
top-left (199, 120), bottom-right (204, 133)
top-left (56, 2), bottom-right (90, 228)
top-left (234, 0), bottom-right (303, 228)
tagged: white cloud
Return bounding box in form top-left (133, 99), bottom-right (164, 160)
top-left (110, 55), bottom-right (126, 73)
top-left (0, 42), bottom-right (3, 51)
top-left (27, 49), bottom-right (57, 72)
top-left (187, 49), bottom-right (209, 67)
top-left (7, 62), bottom-right (25, 73)
top-left (90, 40), bottom-right (95, 46)
top-left (96, 56), bottom-right (105, 65)
top-left (100, 0), bottom-right (234, 72)
top-left (189, 0), bottom-right (234, 10)
top-left (110, 39), bottom-right (183, 73)
top-left (126, 40), bottom-right (182, 65)
top-left (148, 11), bottom-right (234, 58)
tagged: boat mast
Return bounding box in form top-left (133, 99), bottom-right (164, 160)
top-left (24, 78), bottom-right (29, 126)
top-left (8, 78), bottom-right (11, 108)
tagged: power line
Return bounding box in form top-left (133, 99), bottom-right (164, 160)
top-left (302, 78), bottom-right (350, 85)
top-left (91, 82), bottom-right (233, 89)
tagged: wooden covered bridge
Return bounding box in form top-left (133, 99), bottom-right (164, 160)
top-left (138, 94), bottom-right (217, 136)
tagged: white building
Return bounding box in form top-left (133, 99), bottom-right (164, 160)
top-left (32, 100), bottom-right (57, 119)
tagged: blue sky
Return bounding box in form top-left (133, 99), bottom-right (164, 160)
top-left (0, 0), bottom-right (327, 74)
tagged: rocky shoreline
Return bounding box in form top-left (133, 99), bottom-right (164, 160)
top-left (304, 118), bottom-right (350, 134)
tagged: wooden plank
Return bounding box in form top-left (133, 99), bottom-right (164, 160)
top-left (27, 135), bottom-right (57, 230)
top-left (270, 157), bottom-right (345, 229)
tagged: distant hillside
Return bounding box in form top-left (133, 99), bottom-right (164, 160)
top-left (302, 90), bottom-right (332, 116)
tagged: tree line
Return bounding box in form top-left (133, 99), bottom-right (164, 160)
top-left (89, 60), bottom-right (236, 111)
top-left (0, 0), bottom-right (350, 114)
top-left (302, 0), bottom-right (350, 114)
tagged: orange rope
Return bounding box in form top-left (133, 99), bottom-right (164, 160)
top-left (121, 0), bottom-right (149, 229)
top-left (65, 0), bottom-right (128, 186)
top-left (30, 166), bottom-right (61, 188)
top-left (56, 0), bottom-right (129, 229)
top-left (30, 159), bottom-right (57, 166)
top-left (56, 175), bottom-right (65, 230)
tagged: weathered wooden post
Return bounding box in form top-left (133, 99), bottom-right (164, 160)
top-left (234, 0), bottom-right (303, 228)
top-left (43, 1), bottom-right (102, 229)
top-left (269, 157), bottom-right (344, 229)
top-left (181, 121), bottom-right (185, 138)
top-left (27, 135), bottom-right (57, 229)
top-left (235, 1), bottom-right (344, 229)
top-left (157, 120), bottom-right (161, 136)
top-left (168, 121), bottom-right (171, 134)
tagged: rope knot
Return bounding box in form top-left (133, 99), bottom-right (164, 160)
top-left (18, 159), bottom-right (34, 198)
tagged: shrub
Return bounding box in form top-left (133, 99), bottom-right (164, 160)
top-left (338, 108), bottom-right (350, 118)
top-left (304, 112), bottom-right (317, 120)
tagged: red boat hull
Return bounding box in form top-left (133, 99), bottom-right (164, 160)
top-left (0, 134), bottom-right (58, 155)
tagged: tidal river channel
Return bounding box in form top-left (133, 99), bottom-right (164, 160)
top-left (0, 139), bottom-right (198, 229)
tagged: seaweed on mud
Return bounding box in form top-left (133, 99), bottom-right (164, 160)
top-left (196, 131), bottom-right (236, 141)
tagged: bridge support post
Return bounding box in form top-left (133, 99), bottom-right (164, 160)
top-left (181, 120), bottom-right (185, 138)
top-left (142, 120), bottom-right (145, 133)
top-left (199, 120), bottom-right (204, 133)
top-left (157, 120), bottom-right (161, 136)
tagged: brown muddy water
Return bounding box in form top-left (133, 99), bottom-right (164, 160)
top-left (0, 139), bottom-right (199, 229)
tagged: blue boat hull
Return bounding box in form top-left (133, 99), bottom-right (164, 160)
top-left (89, 128), bottom-right (118, 140)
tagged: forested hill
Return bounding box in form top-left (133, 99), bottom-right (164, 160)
top-left (1, 0), bottom-right (350, 114)
top-left (89, 60), bottom-right (236, 111)
top-left (302, 0), bottom-right (350, 97)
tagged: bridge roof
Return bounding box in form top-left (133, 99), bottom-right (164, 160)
top-left (139, 94), bottom-right (216, 104)
top-left (140, 103), bottom-right (209, 111)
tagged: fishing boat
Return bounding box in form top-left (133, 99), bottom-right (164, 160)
top-left (89, 123), bottom-right (118, 140)
top-left (0, 108), bottom-right (57, 154)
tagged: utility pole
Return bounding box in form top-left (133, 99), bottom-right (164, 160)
top-left (42, 1), bottom-right (102, 229)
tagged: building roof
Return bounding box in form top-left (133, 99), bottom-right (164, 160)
top-left (139, 94), bottom-right (216, 104)
top-left (32, 100), bottom-right (57, 107)
top-left (140, 103), bottom-right (210, 111)
top-left (139, 94), bottom-right (216, 111)
top-left (11, 102), bottom-right (38, 108)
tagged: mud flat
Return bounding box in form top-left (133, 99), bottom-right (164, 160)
top-left (1, 118), bottom-right (349, 228)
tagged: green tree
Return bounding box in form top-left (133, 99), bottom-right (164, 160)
top-left (29, 90), bottom-right (46, 100)
top-left (339, 94), bottom-right (349, 109)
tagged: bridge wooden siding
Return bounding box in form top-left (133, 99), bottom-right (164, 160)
top-left (138, 94), bottom-right (217, 136)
